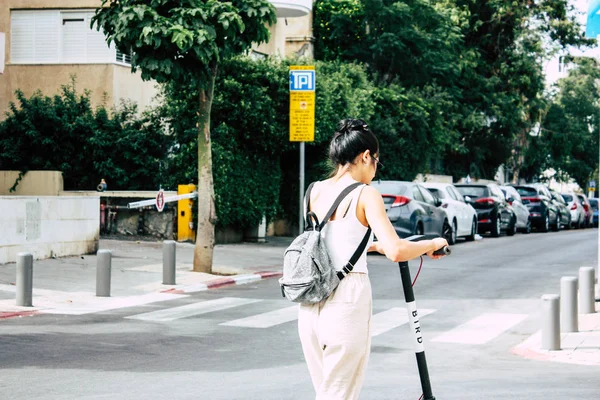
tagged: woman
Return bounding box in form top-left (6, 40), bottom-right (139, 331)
top-left (298, 118), bottom-right (448, 400)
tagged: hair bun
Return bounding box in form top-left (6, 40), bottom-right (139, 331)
top-left (337, 119), bottom-right (369, 135)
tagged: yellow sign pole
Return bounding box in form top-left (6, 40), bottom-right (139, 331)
top-left (290, 66), bottom-right (315, 233)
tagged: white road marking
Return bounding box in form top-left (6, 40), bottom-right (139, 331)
top-left (432, 312), bottom-right (528, 344)
top-left (221, 305), bottom-right (298, 328)
top-left (125, 297), bottom-right (262, 322)
top-left (371, 307), bottom-right (436, 337)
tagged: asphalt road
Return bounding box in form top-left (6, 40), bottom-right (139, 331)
top-left (0, 228), bottom-right (598, 400)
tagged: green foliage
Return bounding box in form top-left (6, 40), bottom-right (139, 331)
top-left (157, 57), bottom-right (376, 227)
top-left (92, 0), bottom-right (277, 88)
top-left (524, 57), bottom-right (600, 187)
top-left (0, 79), bottom-right (170, 191)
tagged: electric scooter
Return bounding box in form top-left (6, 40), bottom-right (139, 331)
top-left (399, 235), bottom-right (451, 400)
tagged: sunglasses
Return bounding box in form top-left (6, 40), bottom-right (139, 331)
top-left (371, 155), bottom-right (384, 170)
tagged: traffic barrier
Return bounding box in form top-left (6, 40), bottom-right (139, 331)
top-left (96, 250), bottom-right (112, 297)
top-left (560, 277), bottom-right (578, 332)
top-left (163, 240), bottom-right (176, 285)
top-left (541, 294), bottom-right (560, 350)
top-left (579, 267), bottom-right (595, 314)
top-left (16, 252), bottom-right (33, 307)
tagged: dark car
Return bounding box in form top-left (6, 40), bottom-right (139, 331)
top-left (510, 184), bottom-right (559, 232)
top-left (370, 180), bottom-right (451, 239)
top-left (549, 190), bottom-right (572, 230)
top-left (455, 183), bottom-right (516, 237)
top-left (589, 198), bottom-right (599, 227)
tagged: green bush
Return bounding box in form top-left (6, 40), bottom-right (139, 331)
top-left (0, 78), bottom-right (170, 191)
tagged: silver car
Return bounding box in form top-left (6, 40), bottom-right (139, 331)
top-left (500, 186), bottom-right (531, 233)
top-left (561, 193), bottom-right (585, 229)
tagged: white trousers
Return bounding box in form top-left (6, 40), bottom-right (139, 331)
top-left (298, 273), bottom-right (372, 400)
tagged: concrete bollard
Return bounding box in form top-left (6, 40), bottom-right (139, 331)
top-left (579, 267), bottom-right (595, 314)
top-left (16, 253), bottom-right (33, 307)
top-left (163, 240), bottom-right (176, 285)
top-left (541, 294), bottom-right (560, 351)
top-left (560, 277), bottom-right (578, 332)
top-left (96, 250), bottom-right (112, 297)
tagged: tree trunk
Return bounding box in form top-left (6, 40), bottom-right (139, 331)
top-left (193, 65), bottom-right (218, 273)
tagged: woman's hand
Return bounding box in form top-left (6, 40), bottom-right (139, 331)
top-left (426, 237), bottom-right (448, 260)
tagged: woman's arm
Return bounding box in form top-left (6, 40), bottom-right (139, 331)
top-left (360, 186), bottom-right (447, 262)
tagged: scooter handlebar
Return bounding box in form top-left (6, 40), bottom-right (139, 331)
top-left (432, 246), bottom-right (451, 256)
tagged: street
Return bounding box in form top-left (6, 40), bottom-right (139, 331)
top-left (0, 228), bottom-right (598, 400)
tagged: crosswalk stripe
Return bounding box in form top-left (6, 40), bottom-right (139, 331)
top-left (125, 297), bottom-right (262, 322)
top-left (220, 306), bottom-right (299, 328)
top-left (431, 312), bottom-right (528, 344)
top-left (371, 307), bottom-right (436, 337)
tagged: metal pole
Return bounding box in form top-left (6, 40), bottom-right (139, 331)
top-left (560, 276), bottom-right (578, 333)
top-left (541, 294), bottom-right (560, 351)
top-left (16, 252), bottom-right (33, 307)
top-left (299, 141), bottom-right (305, 235)
top-left (96, 249), bottom-right (112, 297)
top-left (399, 261), bottom-right (435, 400)
top-left (579, 267), bottom-right (595, 314)
top-left (163, 240), bottom-right (176, 285)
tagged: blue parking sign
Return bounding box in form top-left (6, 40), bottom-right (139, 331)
top-left (290, 70), bottom-right (315, 91)
top-left (586, 0), bottom-right (600, 38)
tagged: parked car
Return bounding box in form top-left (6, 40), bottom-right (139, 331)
top-left (577, 194), bottom-right (594, 228)
top-left (455, 183), bottom-right (516, 237)
top-left (422, 182), bottom-right (478, 244)
top-left (589, 198), bottom-right (599, 227)
top-left (510, 184), bottom-right (559, 232)
top-left (370, 180), bottom-right (450, 239)
top-left (561, 192), bottom-right (585, 229)
top-left (549, 190), bottom-right (572, 230)
top-left (500, 185), bottom-right (531, 233)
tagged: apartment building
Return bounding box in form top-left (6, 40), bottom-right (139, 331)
top-left (0, 0), bottom-right (313, 120)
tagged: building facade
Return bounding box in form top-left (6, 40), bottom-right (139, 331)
top-left (0, 0), bottom-right (313, 120)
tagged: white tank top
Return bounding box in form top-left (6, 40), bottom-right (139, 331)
top-left (310, 183), bottom-right (373, 274)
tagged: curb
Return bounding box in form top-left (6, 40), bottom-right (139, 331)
top-left (0, 311), bottom-right (38, 320)
top-left (161, 271), bottom-right (282, 294)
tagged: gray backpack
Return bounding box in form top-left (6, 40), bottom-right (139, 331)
top-left (279, 182), bottom-right (372, 304)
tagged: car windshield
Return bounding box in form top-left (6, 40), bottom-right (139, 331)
top-left (455, 186), bottom-right (488, 198)
top-left (370, 181), bottom-right (408, 196)
top-left (427, 188), bottom-right (445, 199)
top-left (590, 199), bottom-right (598, 210)
top-left (562, 194), bottom-right (573, 202)
top-left (514, 187), bottom-right (537, 197)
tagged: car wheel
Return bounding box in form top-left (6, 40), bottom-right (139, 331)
top-left (524, 219), bottom-right (532, 234)
top-left (491, 214), bottom-right (501, 237)
top-left (415, 223), bottom-right (424, 236)
top-left (465, 218), bottom-right (476, 242)
top-left (445, 219), bottom-right (457, 245)
top-left (507, 218), bottom-right (517, 236)
top-left (552, 214), bottom-right (561, 232)
top-left (540, 214), bottom-right (550, 233)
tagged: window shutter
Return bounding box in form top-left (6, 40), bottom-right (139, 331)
top-left (10, 10), bottom-right (59, 63)
top-left (61, 13), bottom-right (86, 62)
top-left (86, 12), bottom-right (111, 62)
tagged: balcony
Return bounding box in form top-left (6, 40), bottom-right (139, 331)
top-left (271, 0), bottom-right (312, 18)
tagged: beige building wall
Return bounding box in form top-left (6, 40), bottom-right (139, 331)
top-left (253, 15), bottom-right (313, 58)
top-left (0, 171), bottom-right (64, 196)
top-left (0, 0), bottom-right (158, 121)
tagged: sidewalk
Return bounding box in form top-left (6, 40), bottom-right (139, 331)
top-left (0, 236), bottom-right (292, 316)
top-left (512, 301), bottom-right (600, 367)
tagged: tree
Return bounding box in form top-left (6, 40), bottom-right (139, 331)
top-left (525, 57), bottom-right (600, 186)
top-left (92, 0), bottom-right (276, 273)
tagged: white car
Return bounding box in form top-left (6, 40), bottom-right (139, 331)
top-left (561, 193), bottom-right (585, 228)
top-left (422, 182), bottom-right (478, 244)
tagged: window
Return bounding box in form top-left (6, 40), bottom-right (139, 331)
top-left (412, 186), bottom-right (425, 202)
top-left (419, 186), bottom-right (436, 205)
top-left (427, 188), bottom-right (445, 199)
top-left (449, 187), bottom-right (464, 202)
top-left (11, 10), bottom-right (117, 64)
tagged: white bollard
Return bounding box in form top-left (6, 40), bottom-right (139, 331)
top-left (579, 267), bottom-right (596, 314)
top-left (541, 294), bottom-right (560, 351)
top-left (560, 277), bottom-right (578, 332)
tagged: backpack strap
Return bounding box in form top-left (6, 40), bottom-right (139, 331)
top-left (317, 182), bottom-right (363, 231)
top-left (336, 227), bottom-right (371, 281)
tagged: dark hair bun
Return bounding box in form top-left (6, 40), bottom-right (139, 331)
top-left (329, 118), bottom-right (379, 166)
